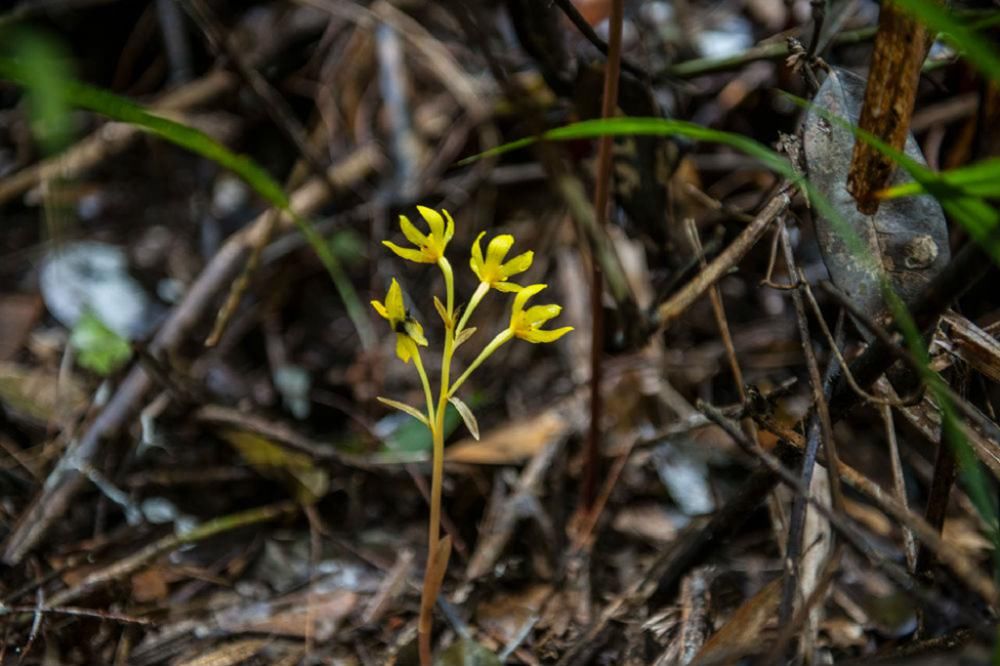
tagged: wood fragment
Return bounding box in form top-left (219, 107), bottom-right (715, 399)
top-left (846, 1), bottom-right (930, 214)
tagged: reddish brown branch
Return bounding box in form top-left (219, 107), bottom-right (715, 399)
top-left (582, 0), bottom-right (624, 509)
top-left (846, 1), bottom-right (930, 213)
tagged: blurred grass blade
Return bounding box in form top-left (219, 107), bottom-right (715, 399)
top-left (784, 90), bottom-right (1000, 264)
top-left (784, 89), bottom-right (1000, 551)
top-left (881, 157), bottom-right (1000, 200)
top-left (0, 57), bottom-right (374, 348)
top-left (892, 0), bottom-right (1000, 85)
top-left (5, 31), bottom-right (74, 154)
top-left (460, 116), bottom-right (794, 177)
top-left (464, 111), bottom-right (1000, 551)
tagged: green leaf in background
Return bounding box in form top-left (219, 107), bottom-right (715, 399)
top-left (892, 0), bottom-right (1000, 86)
top-left (70, 311), bottom-right (132, 376)
top-left (881, 157), bottom-right (1000, 201)
top-left (434, 638), bottom-right (502, 666)
top-left (0, 53), bottom-right (374, 349)
top-left (464, 109), bottom-right (1000, 559)
top-left (5, 30), bottom-right (74, 154)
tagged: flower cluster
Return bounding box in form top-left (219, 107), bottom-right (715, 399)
top-left (372, 206), bottom-right (572, 377)
top-left (372, 205), bottom-right (571, 665)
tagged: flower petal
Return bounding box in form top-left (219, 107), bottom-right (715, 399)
top-left (395, 334), bottom-right (413, 362)
top-left (523, 304), bottom-right (562, 325)
top-left (371, 300), bottom-right (389, 319)
top-left (493, 281), bottom-right (524, 293)
top-left (470, 231), bottom-right (486, 281)
top-left (442, 209), bottom-right (455, 243)
top-left (404, 318), bottom-right (428, 346)
top-left (417, 206), bottom-right (444, 239)
top-left (383, 241), bottom-right (432, 264)
top-left (386, 279), bottom-right (405, 320)
top-left (500, 251), bottom-right (533, 277)
top-left (523, 326), bottom-right (573, 343)
top-left (399, 215), bottom-right (428, 247)
top-left (513, 283), bottom-right (547, 314)
top-left (486, 234), bottom-right (514, 267)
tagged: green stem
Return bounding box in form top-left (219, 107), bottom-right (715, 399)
top-left (412, 346), bottom-right (435, 423)
top-left (438, 257), bottom-right (455, 319)
top-left (456, 282), bottom-right (489, 335)
top-left (448, 329), bottom-right (513, 398)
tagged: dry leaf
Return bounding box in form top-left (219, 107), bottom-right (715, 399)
top-left (446, 409), bottom-right (569, 464)
top-left (0, 294), bottom-right (42, 361)
top-left (449, 396), bottom-right (480, 440)
top-left (131, 566), bottom-right (170, 603)
top-left (803, 69), bottom-right (950, 322)
top-left (220, 429), bottom-right (329, 503)
top-left (0, 362), bottom-right (88, 425)
top-left (174, 639), bottom-right (269, 666)
top-left (691, 578), bottom-right (782, 665)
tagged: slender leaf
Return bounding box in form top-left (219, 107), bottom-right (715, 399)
top-left (0, 57), bottom-right (374, 348)
top-left (881, 157), bottom-right (1000, 200)
top-left (449, 395), bottom-right (480, 440)
top-left (377, 396), bottom-right (430, 427)
top-left (892, 0), bottom-right (1000, 85)
top-left (462, 111), bottom-right (1000, 550)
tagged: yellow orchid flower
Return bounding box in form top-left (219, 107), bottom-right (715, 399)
top-left (508, 283), bottom-right (573, 343)
top-left (470, 233), bottom-right (533, 292)
top-left (383, 206), bottom-right (455, 264)
top-left (371, 278), bottom-right (428, 363)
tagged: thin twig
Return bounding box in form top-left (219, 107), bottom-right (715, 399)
top-left (776, 222), bottom-right (843, 636)
top-left (550, 0), bottom-right (646, 80)
top-left (704, 403), bottom-right (998, 608)
top-left (880, 401), bottom-right (918, 571)
top-left (685, 218), bottom-right (756, 444)
top-left (581, 0), bottom-right (623, 510)
top-left (655, 191), bottom-right (790, 330)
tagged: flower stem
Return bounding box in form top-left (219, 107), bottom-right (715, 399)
top-left (438, 257), bottom-right (455, 318)
top-left (412, 347), bottom-right (435, 424)
top-left (448, 329), bottom-right (513, 398)
top-left (418, 304), bottom-right (456, 666)
top-left (456, 282), bottom-right (489, 335)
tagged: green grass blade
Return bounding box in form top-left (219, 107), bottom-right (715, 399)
top-left (460, 112), bottom-right (1000, 552)
top-left (782, 90), bottom-right (1000, 265)
top-left (882, 157), bottom-right (1000, 200)
top-left (892, 0), bottom-right (1000, 86)
top-left (5, 31), bottom-right (74, 154)
top-left (782, 91), bottom-right (1000, 557)
top-left (0, 56), bottom-right (374, 348)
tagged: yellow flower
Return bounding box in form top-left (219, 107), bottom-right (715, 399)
top-left (508, 284), bottom-right (573, 343)
top-left (371, 278), bottom-right (428, 362)
top-left (383, 206), bottom-right (455, 264)
top-left (470, 232), bottom-right (533, 292)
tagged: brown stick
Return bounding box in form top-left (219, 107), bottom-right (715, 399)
top-left (846, 0), bottom-right (930, 214)
top-left (654, 192), bottom-right (790, 329)
top-left (581, 0), bottom-right (623, 510)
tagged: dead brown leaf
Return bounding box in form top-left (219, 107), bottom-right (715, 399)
top-left (446, 409), bottom-right (569, 464)
top-left (0, 362), bottom-right (88, 425)
top-left (691, 577), bottom-right (782, 665)
top-left (0, 294), bottom-right (42, 361)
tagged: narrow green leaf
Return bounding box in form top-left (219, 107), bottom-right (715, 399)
top-left (448, 395), bottom-right (479, 440)
top-left (892, 0), bottom-right (1000, 86)
top-left (881, 157), bottom-right (1000, 200)
top-left (377, 396), bottom-right (430, 427)
top-left (0, 56), bottom-right (374, 348)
